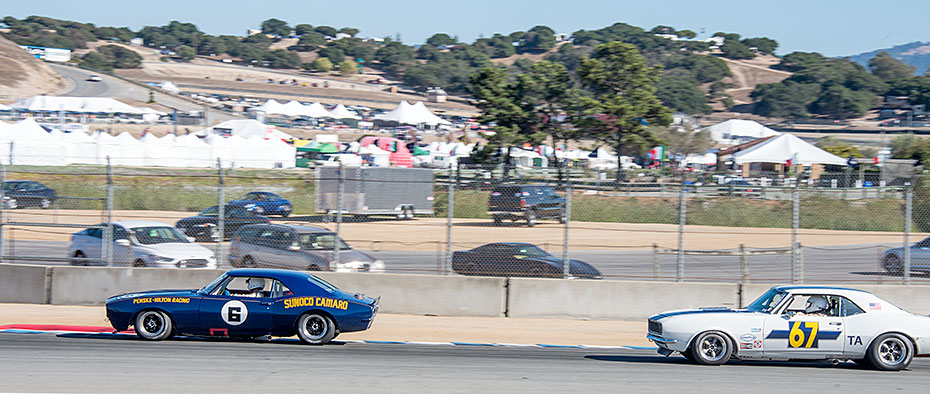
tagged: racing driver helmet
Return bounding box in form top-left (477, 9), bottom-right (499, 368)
top-left (804, 295), bottom-right (829, 314)
top-left (247, 277), bottom-right (265, 293)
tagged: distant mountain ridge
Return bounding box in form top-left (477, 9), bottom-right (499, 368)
top-left (847, 41), bottom-right (930, 75)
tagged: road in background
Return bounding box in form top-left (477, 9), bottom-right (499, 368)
top-left (0, 334), bottom-right (925, 393)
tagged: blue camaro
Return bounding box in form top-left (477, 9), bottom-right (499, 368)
top-left (106, 269), bottom-right (379, 344)
top-left (227, 192), bottom-right (293, 217)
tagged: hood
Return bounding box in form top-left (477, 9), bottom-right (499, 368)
top-left (135, 242), bottom-right (213, 258)
top-left (537, 257), bottom-right (601, 278)
top-left (650, 307), bottom-right (754, 320)
top-left (107, 289), bottom-right (199, 304)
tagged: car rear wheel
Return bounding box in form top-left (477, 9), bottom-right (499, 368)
top-left (281, 205), bottom-right (292, 217)
top-left (883, 255), bottom-right (903, 276)
top-left (690, 331), bottom-right (732, 365)
top-left (867, 333), bottom-right (913, 371)
top-left (525, 210), bottom-right (537, 227)
top-left (40, 198), bottom-right (51, 209)
top-left (296, 313), bottom-right (335, 345)
top-left (133, 259), bottom-right (146, 267)
top-left (71, 251), bottom-right (86, 266)
top-left (492, 215), bottom-right (503, 225)
top-left (242, 256), bottom-right (257, 268)
top-left (6, 198), bottom-right (17, 209)
top-left (134, 310), bottom-right (173, 340)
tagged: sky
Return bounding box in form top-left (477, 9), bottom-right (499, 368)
top-left (4, 0), bottom-right (929, 57)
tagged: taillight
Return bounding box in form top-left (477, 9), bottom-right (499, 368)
top-left (519, 199), bottom-right (527, 207)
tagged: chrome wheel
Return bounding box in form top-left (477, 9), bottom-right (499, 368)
top-left (134, 310), bottom-right (173, 340)
top-left (878, 338), bottom-right (906, 365)
top-left (296, 313), bottom-right (335, 345)
top-left (699, 335), bottom-right (726, 362)
top-left (690, 331), bottom-right (732, 365)
top-left (868, 333), bottom-right (913, 371)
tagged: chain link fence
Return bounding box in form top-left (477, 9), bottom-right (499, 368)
top-left (1, 160), bottom-right (927, 285)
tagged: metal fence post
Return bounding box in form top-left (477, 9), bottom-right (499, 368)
top-left (334, 162), bottom-right (344, 270)
top-left (652, 243), bottom-right (659, 280)
top-left (562, 175), bottom-right (572, 278)
top-left (217, 159), bottom-right (225, 266)
top-left (904, 183), bottom-right (913, 285)
top-left (0, 158), bottom-right (5, 261)
top-left (676, 185), bottom-right (686, 282)
top-left (740, 244), bottom-right (749, 284)
top-left (445, 170), bottom-right (455, 275)
top-left (791, 182), bottom-right (800, 283)
top-left (104, 156), bottom-right (114, 266)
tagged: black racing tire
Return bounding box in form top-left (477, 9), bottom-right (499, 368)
top-left (242, 256), bottom-right (257, 268)
top-left (492, 215), bottom-right (503, 225)
top-left (867, 333), bottom-right (913, 371)
top-left (883, 255), bottom-right (903, 276)
top-left (133, 259), bottom-right (147, 268)
top-left (690, 331), bottom-right (733, 365)
top-left (296, 313), bottom-right (335, 345)
top-left (281, 206), bottom-right (292, 217)
top-left (134, 310), bottom-right (173, 340)
top-left (404, 207), bottom-right (414, 220)
top-left (71, 251), bottom-right (86, 266)
top-left (680, 350), bottom-right (695, 362)
top-left (525, 210), bottom-right (537, 227)
top-left (559, 209), bottom-right (568, 224)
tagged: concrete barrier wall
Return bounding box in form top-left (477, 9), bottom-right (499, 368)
top-left (743, 284), bottom-right (930, 315)
top-left (313, 273), bottom-right (507, 317)
top-left (49, 267), bottom-right (224, 305)
top-left (0, 264), bottom-right (49, 304)
top-left (507, 278), bottom-right (740, 320)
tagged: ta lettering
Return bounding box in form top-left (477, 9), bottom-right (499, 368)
top-left (847, 336), bottom-right (862, 346)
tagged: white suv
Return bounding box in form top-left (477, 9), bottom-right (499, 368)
top-left (69, 220), bottom-right (217, 268)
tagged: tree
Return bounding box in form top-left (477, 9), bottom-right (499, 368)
top-left (339, 60), bottom-right (358, 75)
top-left (676, 30), bottom-right (697, 39)
top-left (79, 52), bottom-right (111, 71)
top-left (296, 32), bottom-right (326, 50)
top-left (815, 136), bottom-right (863, 158)
top-left (721, 40), bottom-right (755, 60)
top-left (197, 36), bottom-right (227, 55)
top-left (318, 47), bottom-right (346, 63)
top-left (96, 45), bottom-right (143, 68)
top-left (175, 45), bottom-right (195, 61)
top-left (808, 85), bottom-right (878, 119)
top-left (310, 57), bottom-right (333, 72)
top-left (741, 37), bottom-right (778, 55)
top-left (314, 26), bottom-right (337, 38)
top-left (751, 81), bottom-right (820, 118)
top-left (525, 61), bottom-right (579, 180)
top-left (261, 18), bottom-right (291, 37)
top-left (265, 49), bottom-right (301, 69)
top-left (577, 42), bottom-right (672, 183)
top-left (295, 24), bottom-right (314, 36)
top-left (374, 42), bottom-right (416, 75)
top-left (869, 52), bottom-right (916, 82)
top-left (338, 27), bottom-right (359, 37)
top-left (426, 33), bottom-right (457, 47)
top-left (656, 73), bottom-right (711, 114)
top-left (518, 25), bottom-right (556, 54)
top-left (649, 125), bottom-right (713, 156)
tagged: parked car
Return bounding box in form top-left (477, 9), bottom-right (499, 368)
top-left (452, 242), bottom-right (601, 279)
top-left (87, 74), bottom-right (102, 82)
top-left (69, 220), bottom-right (217, 268)
top-left (105, 268), bottom-right (379, 345)
top-left (227, 192), bottom-right (293, 217)
top-left (717, 179), bottom-right (760, 197)
top-left (647, 285), bottom-right (930, 370)
top-left (488, 185), bottom-right (566, 227)
top-left (229, 223), bottom-right (384, 273)
top-left (881, 236), bottom-right (930, 275)
top-left (1, 180), bottom-right (56, 209)
top-left (175, 205), bottom-right (270, 242)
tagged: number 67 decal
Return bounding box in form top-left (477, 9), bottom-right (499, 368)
top-left (789, 321), bottom-right (819, 348)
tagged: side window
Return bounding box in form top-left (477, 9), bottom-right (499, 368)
top-left (840, 297), bottom-right (866, 317)
top-left (216, 277), bottom-right (272, 298)
top-left (271, 280), bottom-right (293, 298)
top-left (113, 226), bottom-right (129, 240)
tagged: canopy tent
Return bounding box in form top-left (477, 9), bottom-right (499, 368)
top-left (358, 144), bottom-right (391, 167)
top-left (681, 153), bottom-right (718, 166)
top-left (303, 102), bottom-right (334, 118)
top-left (298, 141), bottom-right (340, 153)
top-left (731, 134), bottom-right (847, 166)
top-left (247, 99), bottom-right (285, 115)
top-left (196, 119), bottom-right (293, 140)
top-left (0, 103), bottom-right (11, 111)
top-left (0, 118), bottom-right (68, 166)
top-left (248, 99), bottom-right (334, 118)
top-left (359, 136), bottom-right (413, 167)
top-left (160, 81), bottom-right (180, 94)
top-left (374, 101), bottom-right (451, 126)
top-left (706, 119), bottom-right (780, 146)
top-left (328, 104), bottom-right (360, 120)
top-left (96, 132), bottom-right (146, 166)
top-left (9, 96), bottom-right (156, 115)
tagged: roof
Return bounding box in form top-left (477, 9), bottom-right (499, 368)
top-left (227, 268), bottom-right (313, 280)
top-left (732, 134), bottom-right (847, 166)
top-left (772, 285), bottom-right (870, 294)
top-left (112, 220), bottom-right (174, 228)
top-left (241, 223), bottom-right (332, 233)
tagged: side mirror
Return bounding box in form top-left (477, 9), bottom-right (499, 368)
top-left (115, 239), bottom-right (131, 247)
top-left (187, 236), bottom-right (196, 243)
top-left (782, 311), bottom-right (795, 319)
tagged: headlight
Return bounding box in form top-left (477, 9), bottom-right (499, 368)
top-left (371, 259), bottom-right (385, 272)
top-left (148, 254), bottom-right (173, 262)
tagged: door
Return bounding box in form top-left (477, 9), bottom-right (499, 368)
top-left (910, 237), bottom-right (930, 269)
top-left (269, 229), bottom-right (300, 269)
top-left (762, 294), bottom-right (845, 358)
top-left (198, 276), bottom-right (274, 337)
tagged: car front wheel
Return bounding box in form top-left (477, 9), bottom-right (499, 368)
top-left (525, 209), bottom-right (537, 227)
top-left (867, 333), bottom-right (913, 371)
top-left (883, 255), bottom-right (903, 276)
top-left (690, 331), bottom-right (732, 365)
top-left (296, 313), bottom-right (335, 345)
top-left (134, 310), bottom-right (173, 340)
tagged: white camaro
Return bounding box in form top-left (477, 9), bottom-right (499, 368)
top-left (647, 285), bottom-right (930, 370)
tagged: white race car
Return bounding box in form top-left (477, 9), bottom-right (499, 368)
top-left (647, 285), bottom-right (930, 370)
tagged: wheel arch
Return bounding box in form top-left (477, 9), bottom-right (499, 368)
top-left (865, 330), bottom-right (919, 354)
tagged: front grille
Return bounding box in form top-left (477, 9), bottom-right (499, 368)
top-left (178, 259), bottom-right (209, 268)
top-left (648, 320), bottom-right (662, 335)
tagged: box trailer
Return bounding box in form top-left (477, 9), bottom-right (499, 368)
top-left (315, 167), bottom-right (435, 219)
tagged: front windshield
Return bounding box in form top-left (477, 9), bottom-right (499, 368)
top-left (199, 206), bottom-right (219, 217)
top-left (200, 274), bottom-right (228, 294)
top-left (745, 288), bottom-right (787, 313)
top-left (516, 245), bottom-right (550, 257)
top-left (299, 233), bottom-right (350, 250)
top-left (132, 226), bottom-right (190, 245)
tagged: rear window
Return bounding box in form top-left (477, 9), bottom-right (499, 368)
top-left (491, 187), bottom-right (523, 198)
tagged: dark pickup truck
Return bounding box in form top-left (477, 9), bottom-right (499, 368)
top-left (488, 185), bottom-right (566, 227)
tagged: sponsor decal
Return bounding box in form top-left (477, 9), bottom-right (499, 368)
top-left (765, 321), bottom-right (841, 348)
top-left (869, 303), bottom-right (882, 310)
top-left (753, 340), bottom-right (762, 349)
top-left (750, 328), bottom-right (762, 333)
top-left (221, 300), bottom-right (248, 326)
top-left (739, 334), bottom-right (757, 342)
top-left (739, 342), bottom-right (753, 350)
top-left (283, 297), bottom-right (349, 310)
top-left (848, 336), bottom-right (863, 346)
top-left (132, 297), bottom-right (191, 304)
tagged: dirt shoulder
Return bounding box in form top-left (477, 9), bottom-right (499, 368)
top-left (0, 303), bottom-right (649, 347)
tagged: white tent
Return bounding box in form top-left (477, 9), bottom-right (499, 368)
top-left (160, 81), bottom-right (180, 94)
top-left (196, 119), bottom-right (293, 140)
top-left (248, 99), bottom-right (284, 115)
top-left (0, 103), bottom-right (11, 111)
top-left (681, 153), bottom-right (717, 166)
top-left (732, 134), bottom-right (847, 166)
top-left (97, 132), bottom-right (146, 166)
top-left (303, 102), bottom-right (334, 118)
top-left (374, 101), bottom-right (450, 126)
top-left (359, 144), bottom-right (391, 167)
top-left (328, 104), bottom-right (360, 120)
top-left (10, 96), bottom-right (151, 114)
top-left (707, 119), bottom-right (780, 146)
top-left (0, 118), bottom-right (68, 166)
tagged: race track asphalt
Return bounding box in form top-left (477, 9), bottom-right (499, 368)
top-left (0, 333), bottom-right (927, 393)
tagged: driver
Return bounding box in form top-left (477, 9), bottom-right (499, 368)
top-left (796, 295), bottom-right (829, 317)
top-left (245, 278), bottom-right (265, 298)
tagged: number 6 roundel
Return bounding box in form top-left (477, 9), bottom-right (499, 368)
top-left (222, 300), bottom-right (248, 326)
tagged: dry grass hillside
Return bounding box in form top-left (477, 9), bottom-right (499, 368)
top-left (0, 35), bottom-right (67, 99)
top-left (719, 55), bottom-right (791, 105)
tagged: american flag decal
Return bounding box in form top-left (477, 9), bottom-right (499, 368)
top-left (869, 303), bottom-right (881, 310)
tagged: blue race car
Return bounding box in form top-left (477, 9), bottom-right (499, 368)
top-left (227, 192), bottom-right (293, 217)
top-left (106, 269), bottom-right (379, 345)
